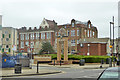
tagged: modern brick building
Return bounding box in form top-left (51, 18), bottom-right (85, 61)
top-left (77, 38), bottom-right (110, 56)
top-left (17, 18), bottom-right (58, 53)
top-left (0, 15), bottom-right (2, 53)
top-left (2, 27), bottom-right (17, 55)
top-left (57, 19), bottom-right (98, 54)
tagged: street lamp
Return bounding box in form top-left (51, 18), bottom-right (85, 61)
top-left (110, 16), bottom-right (115, 67)
top-left (28, 44), bottom-right (32, 69)
top-left (87, 44), bottom-right (90, 56)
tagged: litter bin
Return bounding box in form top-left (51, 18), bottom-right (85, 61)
top-left (15, 64), bottom-right (22, 74)
top-left (79, 59), bottom-right (85, 66)
top-left (101, 59), bottom-right (104, 64)
top-left (117, 61), bottom-right (120, 66)
top-left (106, 58), bottom-right (109, 64)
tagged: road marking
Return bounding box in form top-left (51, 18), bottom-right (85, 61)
top-left (83, 76), bottom-right (88, 77)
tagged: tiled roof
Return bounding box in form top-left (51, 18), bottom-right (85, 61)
top-left (79, 38), bottom-right (109, 43)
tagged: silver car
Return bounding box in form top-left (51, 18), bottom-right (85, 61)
top-left (98, 67), bottom-right (120, 80)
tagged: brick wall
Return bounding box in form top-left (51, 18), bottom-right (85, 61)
top-left (77, 43), bottom-right (107, 56)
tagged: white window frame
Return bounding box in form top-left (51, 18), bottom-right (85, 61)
top-left (21, 41), bottom-right (24, 48)
top-left (25, 34), bottom-right (27, 40)
top-left (23, 34), bottom-right (24, 40)
top-left (41, 32), bottom-right (45, 39)
top-left (77, 40), bottom-right (79, 44)
top-left (71, 30), bottom-right (75, 36)
top-left (33, 33), bottom-right (34, 39)
top-left (77, 29), bottom-right (79, 36)
top-left (93, 32), bottom-right (95, 37)
top-left (30, 42), bottom-right (34, 48)
top-left (67, 30), bottom-right (69, 36)
top-left (47, 32), bottom-right (51, 39)
top-left (25, 41), bottom-right (29, 46)
top-left (90, 30), bottom-right (92, 37)
top-left (72, 23), bottom-right (74, 27)
top-left (85, 30), bottom-right (87, 37)
top-left (28, 34), bottom-right (29, 40)
top-left (88, 24), bottom-right (91, 28)
top-left (88, 30), bottom-right (89, 37)
top-left (71, 40), bottom-right (75, 46)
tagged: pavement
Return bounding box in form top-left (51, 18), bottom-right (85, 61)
top-left (1, 67), bottom-right (61, 77)
top-left (1, 63), bottom-right (111, 77)
top-left (33, 63), bottom-right (110, 69)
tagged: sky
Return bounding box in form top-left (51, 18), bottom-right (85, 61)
top-left (0, 0), bottom-right (119, 38)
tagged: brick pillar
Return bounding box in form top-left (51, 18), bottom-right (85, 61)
top-left (64, 38), bottom-right (68, 61)
top-left (57, 38), bottom-right (61, 61)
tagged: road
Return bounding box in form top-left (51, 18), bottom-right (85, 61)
top-left (2, 66), bottom-right (105, 80)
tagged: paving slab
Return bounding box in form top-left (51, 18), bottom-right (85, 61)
top-left (1, 67), bottom-right (61, 77)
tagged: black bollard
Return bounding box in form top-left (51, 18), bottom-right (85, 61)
top-left (37, 61), bottom-right (39, 73)
top-left (109, 58), bottom-right (112, 67)
top-left (100, 59), bottom-right (104, 68)
top-left (54, 59), bottom-right (55, 66)
top-left (60, 60), bottom-right (61, 66)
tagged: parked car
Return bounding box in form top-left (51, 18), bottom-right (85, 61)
top-left (97, 67), bottom-right (120, 80)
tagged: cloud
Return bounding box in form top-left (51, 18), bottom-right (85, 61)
top-left (1, 0), bottom-right (118, 38)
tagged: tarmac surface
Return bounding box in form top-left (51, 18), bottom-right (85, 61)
top-left (1, 63), bottom-right (110, 78)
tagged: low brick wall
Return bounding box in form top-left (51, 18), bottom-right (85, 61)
top-left (34, 55), bottom-right (51, 64)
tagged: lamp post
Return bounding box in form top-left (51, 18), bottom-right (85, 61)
top-left (87, 44), bottom-right (90, 56)
top-left (110, 16), bottom-right (115, 67)
top-left (28, 44), bottom-right (32, 69)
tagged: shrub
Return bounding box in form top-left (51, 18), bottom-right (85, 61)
top-left (41, 54), bottom-right (115, 63)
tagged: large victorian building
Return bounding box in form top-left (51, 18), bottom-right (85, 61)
top-left (17, 18), bottom-right (98, 54)
top-left (57, 19), bottom-right (98, 54)
top-left (17, 18), bottom-right (58, 53)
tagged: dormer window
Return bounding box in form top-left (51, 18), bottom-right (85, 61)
top-left (72, 22), bottom-right (74, 27)
top-left (88, 24), bottom-right (90, 28)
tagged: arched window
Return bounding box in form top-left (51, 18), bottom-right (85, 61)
top-left (88, 24), bottom-right (90, 28)
top-left (88, 30), bottom-right (89, 37)
top-left (72, 23), bottom-right (74, 27)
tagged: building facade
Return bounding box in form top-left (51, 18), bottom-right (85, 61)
top-left (17, 18), bottom-right (58, 54)
top-left (56, 19), bottom-right (98, 54)
top-left (77, 38), bottom-right (110, 56)
top-left (0, 15), bottom-right (2, 53)
top-left (17, 18), bottom-right (98, 55)
top-left (2, 27), bottom-right (17, 55)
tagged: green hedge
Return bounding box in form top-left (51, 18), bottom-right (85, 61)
top-left (41, 54), bottom-right (114, 63)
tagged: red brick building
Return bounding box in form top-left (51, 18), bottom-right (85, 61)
top-left (77, 38), bottom-right (109, 56)
top-left (17, 18), bottom-right (98, 55)
top-left (57, 19), bottom-right (98, 54)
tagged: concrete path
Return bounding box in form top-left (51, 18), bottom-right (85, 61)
top-left (1, 67), bottom-right (61, 77)
top-left (33, 63), bottom-right (110, 69)
top-left (1, 63), bottom-right (113, 77)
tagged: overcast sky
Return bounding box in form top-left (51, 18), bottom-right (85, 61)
top-left (0, 0), bottom-right (119, 38)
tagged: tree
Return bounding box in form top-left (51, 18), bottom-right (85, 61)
top-left (39, 42), bottom-right (55, 55)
